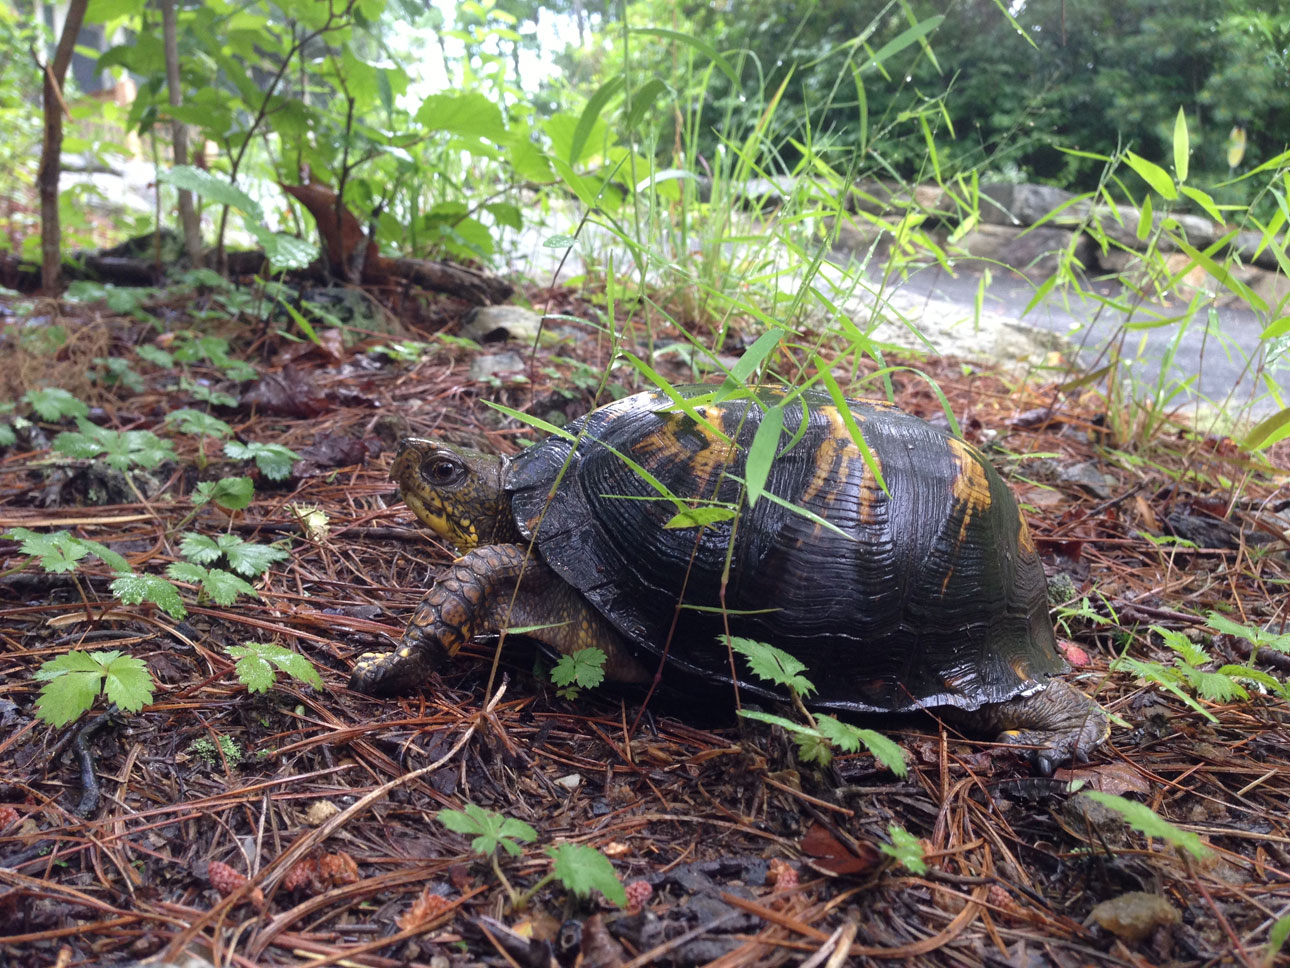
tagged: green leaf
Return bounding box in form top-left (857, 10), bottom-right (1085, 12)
top-left (24, 388), bottom-right (89, 421)
top-left (111, 573), bottom-right (187, 619)
top-left (726, 636), bottom-right (816, 697)
top-left (879, 824), bottom-right (927, 874)
top-left (6, 528), bottom-right (89, 573)
top-left (179, 533), bottom-right (222, 565)
top-left (200, 567), bottom-right (258, 606)
top-left (218, 535), bottom-right (290, 577)
top-left (1079, 792), bottom-right (1209, 858)
top-left (224, 440), bottom-right (299, 480)
top-left (437, 804), bottom-right (537, 858)
top-left (550, 648), bottom-right (606, 690)
top-left (1243, 406), bottom-right (1290, 451)
top-left (158, 166), bottom-right (263, 220)
top-left (415, 92), bottom-right (508, 143)
top-left (226, 641), bottom-right (322, 694)
top-left (1124, 151), bottom-right (1178, 200)
top-left (545, 843), bottom-right (627, 907)
top-left (1172, 108), bottom-right (1189, 183)
top-left (100, 653), bottom-right (154, 711)
top-left (71, 538), bottom-right (131, 575)
top-left (34, 649), bottom-right (153, 725)
top-left (1268, 912), bottom-right (1290, 964)
top-left (744, 403), bottom-right (783, 508)
top-left (570, 76), bottom-right (624, 165)
top-left (662, 506), bottom-right (737, 529)
top-left (192, 476), bottom-right (255, 511)
top-left (814, 716), bottom-right (908, 777)
top-left (166, 408), bottom-right (232, 438)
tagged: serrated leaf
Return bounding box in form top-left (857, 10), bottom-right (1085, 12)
top-left (192, 476), bottom-right (254, 510)
top-left (24, 387), bottom-right (89, 421)
top-left (880, 824), bottom-right (927, 874)
top-left (166, 408), bottom-right (232, 438)
top-left (201, 568), bottom-right (258, 606)
top-left (218, 535), bottom-right (290, 577)
top-left (179, 533), bottom-right (222, 564)
top-left (34, 649), bottom-right (115, 680)
top-left (1079, 792), bottom-right (1209, 858)
top-left (438, 804), bottom-right (536, 858)
top-left (36, 667), bottom-right (104, 726)
top-left (167, 560), bottom-right (210, 584)
top-left (111, 573), bottom-right (187, 619)
top-left (815, 716), bottom-right (908, 776)
top-left (224, 440), bottom-right (299, 480)
top-left (73, 538), bottom-right (131, 575)
top-left (226, 641), bottom-right (322, 693)
top-left (545, 843), bottom-right (627, 907)
top-left (6, 528), bottom-right (88, 573)
top-left (100, 653), bottom-right (154, 711)
top-left (1185, 669), bottom-right (1248, 703)
top-left (726, 636), bottom-right (816, 697)
top-left (550, 648), bottom-right (606, 689)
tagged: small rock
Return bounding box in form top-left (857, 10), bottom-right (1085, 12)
top-left (1089, 891), bottom-right (1180, 943)
top-left (304, 800), bottom-right (341, 826)
top-left (553, 773), bottom-right (582, 792)
top-left (460, 305), bottom-right (542, 343)
top-left (469, 351), bottom-right (527, 384)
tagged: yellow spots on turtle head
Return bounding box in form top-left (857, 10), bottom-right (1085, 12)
top-left (946, 437), bottom-right (993, 544)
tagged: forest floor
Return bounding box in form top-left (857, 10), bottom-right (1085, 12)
top-left (0, 280), bottom-right (1288, 968)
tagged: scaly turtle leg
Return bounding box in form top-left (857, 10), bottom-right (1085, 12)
top-left (349, 543), bottom-right (649, 697)
top-left (950, 679), bottom-right (1109, 774)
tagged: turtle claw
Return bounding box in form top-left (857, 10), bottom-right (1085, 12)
top-left (349, 639), bottom-right (449, 697)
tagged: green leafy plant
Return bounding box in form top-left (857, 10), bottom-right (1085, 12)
top-left (225, 440), bottom-right (299, 481)
top-left (437, 804), bottom-right (626, 909)
top-left (23, 388), bottom-right (88, 422)
top-left (53, 419), bottom-right (176, 471)
top-left (34, 650), bottom-right (154, 727)
top-left (1113, 622), bottom-right (1290, 720)
top-left (5, 528), bottom-right (130, 575)
top-left (226, 642), bottom-right (322, 694)
top-left (730, 637), bottom-right (907, 775)
top-left (178, 532), bottom-right (289, 577)
top-left (91, 357), bottom-right (145, 393)
top-left (879, 824), bottom-right (928, 874)
top-left (165, 561), bottom-right (258, 606)
top-left (192, 476), bottom-right (255, 511)
top-left (110, 573), bottom-right (188, 619)
top-left (550, 647), bottom-right (607, 699)
top-left (166, 408), bottom-right (233, 439)
top-left (1079, 791), bottom-right (1210, 859)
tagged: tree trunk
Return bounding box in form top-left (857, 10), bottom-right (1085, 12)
top-left (161, 0), bottom-right (202, 268)
top-left (36, 0), bottom-right (89, 293)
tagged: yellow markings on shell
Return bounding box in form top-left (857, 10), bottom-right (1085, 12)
top-left (802, 406), bottom-right (885, 525)
top-left (1016, 516), bottom-right (1037, 554)
top-left (946, 437), bottom-right (993, 543)
top-left (628, 407), bottom-right (737, 496)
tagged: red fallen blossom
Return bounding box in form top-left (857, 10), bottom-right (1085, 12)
top-left (0, 806), bottom-right (20, 830)
top-left (623, 879), bottom-right (653, 913)
top-left (397, 888), bottom-right (454, 930)
top-left (207, 861), bottom-right (265, 908)
top-left (282, 851), bottom-right (359, 893)
top-left (1057, 639), bottom-right (1091, 666)
top-left (767, 858), bottom-right (799, 891)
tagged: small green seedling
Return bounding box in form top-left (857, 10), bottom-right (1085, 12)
top-left (54, 419), bottom-right (176, 471)
top-left (226, 642), bottom-right (322, 694)
top-left (179, 532), bottom-right (289, 577)
top-left (437, 804), bottom-right (626, 909)
top-left (224, 440), bottom-right (299, 480)
top-left (5, 528), bottom-right (130, 575)
top-left (34, 650), bottom-right (154, 727)
top-left (729, 636), bottom-right (908, 775)
top-left (879, 824), bottom-right (927, 874)
top-left (192, 476), bottom-right (255, 511)
top-left (23, 387), bottom-right (89, 421)
top-left (550, 647), bottom-right (607, 699)
top-left (1078, 791), bottom-right (1210, 859)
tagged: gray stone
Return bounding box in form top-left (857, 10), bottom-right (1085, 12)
top-left (460, 305), bottom-right (543, 343)
top-left (955, 224), bottom-right (1093, 277)
top-left (979, 183), bottom-right (1074, 227)
top-left (469, 351), bottom-right (527, 383)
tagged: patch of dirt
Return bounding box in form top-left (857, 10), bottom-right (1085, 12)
top-left (1, 285), bottom-right (1288, 967)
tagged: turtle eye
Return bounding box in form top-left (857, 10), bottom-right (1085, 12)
top-left (422, 455), bottom-right (465, 486)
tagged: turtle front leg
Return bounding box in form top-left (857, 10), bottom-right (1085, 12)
top-left (956, 680), bottom-right (1110, 775)
top-left (349, 543), bottom-right (649, 697)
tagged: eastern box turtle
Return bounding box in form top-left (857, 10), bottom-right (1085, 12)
top-left (351, 384), bottom-right (1107, 768)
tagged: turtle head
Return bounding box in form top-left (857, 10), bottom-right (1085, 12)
top-left (390, 439), bottom-right (518, 551)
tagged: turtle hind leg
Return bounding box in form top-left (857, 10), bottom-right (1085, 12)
top-left (956, 679), bottom-right (1110, 775)
top-left (349, 543), bottom-right (648, 697)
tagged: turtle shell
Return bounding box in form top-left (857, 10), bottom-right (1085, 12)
top-left (505, 385), bottom-right (1064, 713)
